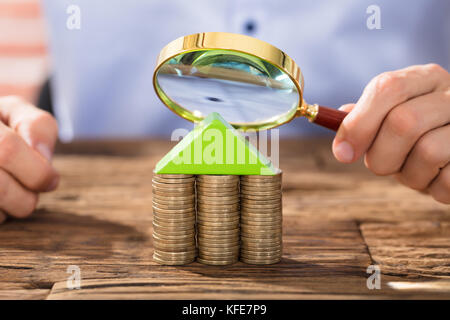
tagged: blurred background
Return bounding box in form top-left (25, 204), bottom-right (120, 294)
top-left (0, 0), bottom-right (48, 103)
top-left (0, 0), bottom-right (448, 141)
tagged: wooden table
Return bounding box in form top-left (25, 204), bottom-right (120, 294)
top-left (0, 139), bottom-right (449, 300)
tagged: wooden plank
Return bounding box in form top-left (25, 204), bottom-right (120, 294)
top-left (1, 213), bottom-right (373, 298)
top-left (48, 276), bottom-right (446, 300)
top-left (0, 289), bottom-right (49, 300)
top-left (0, 139), bottom-right (448, 299)
top-left (361, 221), bottom-right (450, 277)
top-left (0, 282), bottom-right (49, 300)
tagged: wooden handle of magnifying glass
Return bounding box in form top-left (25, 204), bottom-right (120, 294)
top-left (313, 106), bottom-right (348, 131)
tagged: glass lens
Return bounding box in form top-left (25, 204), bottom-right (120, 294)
top-left (155, 49), bottom-right (300, 127)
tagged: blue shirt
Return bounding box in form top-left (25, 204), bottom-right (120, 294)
top-left (42, 0), bottom-right (450, 141)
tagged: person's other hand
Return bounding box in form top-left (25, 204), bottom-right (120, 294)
top-left (0, 96), bottom-right (59, 223)
top-left (332, 64), bottom-right (450, 204)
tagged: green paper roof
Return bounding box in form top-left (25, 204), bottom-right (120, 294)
top-left (155, 113), bottom-right (279, 175)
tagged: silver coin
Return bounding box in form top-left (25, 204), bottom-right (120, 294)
top-left (240, 256), bottom-right (281, 265)
top-left (153, 254), bottom-right (196, 265)
top-left (154, 173), bottom-right (194, 179)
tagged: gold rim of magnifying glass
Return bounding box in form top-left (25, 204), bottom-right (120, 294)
top-left (152, 32), bottom-right (317, 130)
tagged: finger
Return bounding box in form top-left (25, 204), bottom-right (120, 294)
top-left (333, 64), bottom-right (449, 163)
top-left (0, 169), bottom-right (38, 218)
top-left (428, 163), bottom-right (450, 204)
top-left (397, 125), bottom-right (450, 190)
top-left (0, 96), bottom-right (58, 161)
top-left (0, 122), bottom-right (59, 192)
top-left (365, 90), bottom-right (450, 175)
top-left (338, 103), bottom-right (356, 113)
top-left (0, 211), bottom-right (6, 224)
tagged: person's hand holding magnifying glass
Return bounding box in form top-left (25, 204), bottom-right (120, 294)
top-left (153, 33), bottom-right (449, 204)
top-left (333, 64), bottom-right (450, 204)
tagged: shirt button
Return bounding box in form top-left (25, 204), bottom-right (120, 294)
top-left (243, 20), bottom-right (257, 35)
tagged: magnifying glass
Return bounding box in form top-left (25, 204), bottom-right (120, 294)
top-left (153, 32), bottom-right (347, 131)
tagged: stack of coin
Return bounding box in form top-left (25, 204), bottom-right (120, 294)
top-left (196, 175), bottom-right (240, 266)
top-left (152, 173), bottom-right (196, 265)
top-left (240, 172), bottom-right (283, 264)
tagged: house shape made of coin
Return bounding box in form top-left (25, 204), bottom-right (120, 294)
top-left (154, 112), bottom-right (279, 175)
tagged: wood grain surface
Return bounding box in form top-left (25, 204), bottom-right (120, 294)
top-left (0, 139), bottom-right (448, 300)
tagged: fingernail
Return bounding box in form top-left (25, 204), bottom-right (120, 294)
top-left (333, 141), bottom-right (354, 163)
top-left (36, 143), bottom-right (52, 162)
top-left (46, 176), bottom-right (59, 192)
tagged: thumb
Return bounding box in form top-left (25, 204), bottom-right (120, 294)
top-left (332, 102), bottom-right (362, 163)
top-left (18, 113), bottom-right (59, 162)
top-left (330, 103), bottom-right (357, 163)
top-left (0, 96), bottom-right (58, 162)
